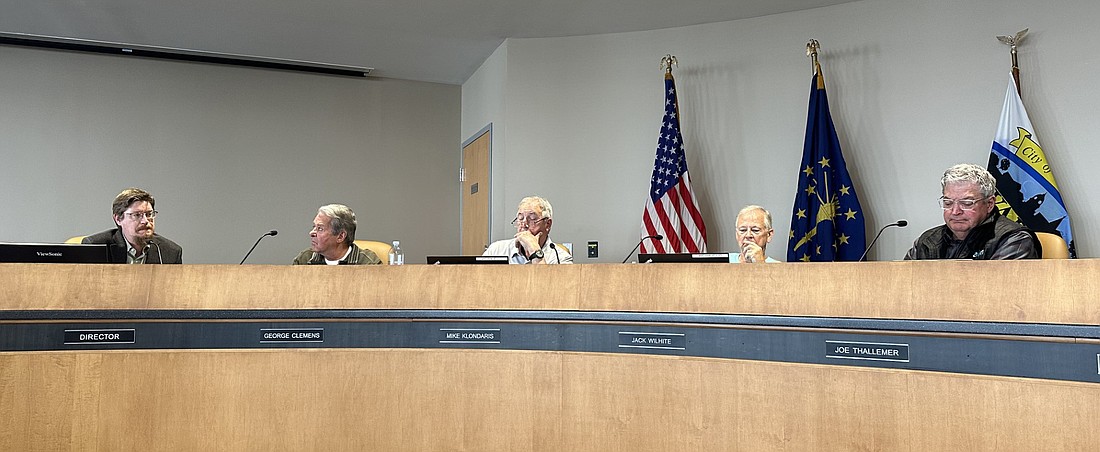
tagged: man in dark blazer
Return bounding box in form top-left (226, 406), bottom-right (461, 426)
top-left (83, 188), bottom-right (183, 264)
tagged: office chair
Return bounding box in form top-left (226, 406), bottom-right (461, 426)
top-left (354, 240), bottom-right (394, 264)
top-left (1034, 232), bottom-right (1069, 259)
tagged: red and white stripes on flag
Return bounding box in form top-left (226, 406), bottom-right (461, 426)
top-left (640, 73), bottom-right (707, 253)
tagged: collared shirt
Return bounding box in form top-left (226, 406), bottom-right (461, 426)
top-left (483, 238), bottom-right (573, 264)
top-left (125, 241), bottom-right (147, 264)
top-left (728, 252), bottom-right (780, 263)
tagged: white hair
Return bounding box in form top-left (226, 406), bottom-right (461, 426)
top-left (736, 205), bottom-right (772, 230)
top-left (941, 163), bottom-right (997, 198)
top-left (518, 196), bottom-right (553, 220)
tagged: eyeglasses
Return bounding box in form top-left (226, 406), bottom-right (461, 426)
top-left (123, 210), bottom-right (157, 220)
top-left (511, 214), bottom-right (547, 226)
top-left (736, 226), bottom-right (770, 236)
top-left (938, 197), bottom-right (986, 211)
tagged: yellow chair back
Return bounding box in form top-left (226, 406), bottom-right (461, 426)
top-left (1034, 232), bottom-right (1069, 259)
top-left (354, 240), bottom-right (394, 264)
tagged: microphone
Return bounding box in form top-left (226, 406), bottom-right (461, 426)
top-left (240, 230), bottom-right (278, 265)
top-left (549, 242), bottom-right (561, 264)
top-left (147, 239), bottom-right (164, 264)
top-left (858, 220), bottom-right (907, 262)
top-left (622, 234), bottom-right (663, 263)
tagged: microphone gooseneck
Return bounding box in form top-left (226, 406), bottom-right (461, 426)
top-left (549, 242), bottom-right (561, 264)
top-left (147, 240), bottom-right (164, 264)
top-left (622, 234), bottom-right (664, 264)
top-left (858, 220), bottom-right (907, 262)
top-left (240, 230), bottom-right (279, 265)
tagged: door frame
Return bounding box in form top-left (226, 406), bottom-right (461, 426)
top-left (460, 123), bottom-right (493, 254)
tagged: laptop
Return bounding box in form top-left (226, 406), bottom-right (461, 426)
top-left (0, 242), bottom-right (111, 263)
top-left (637, 253), bottom-right (730, 263)
top-left (426, 255), bottom-right (510, 265)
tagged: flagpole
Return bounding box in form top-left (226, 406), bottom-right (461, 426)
top-left (661, 54), bottom-right (680, 121)
top-left (806, 39), bottom-right (824, 88)
top-left (997, 29), bottom-right (1028, 96)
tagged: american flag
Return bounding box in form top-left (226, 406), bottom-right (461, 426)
top-left (640, 73), bottom-right (707, 253)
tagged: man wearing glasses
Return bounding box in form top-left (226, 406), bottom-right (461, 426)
top-left (730, 205), bottom-right (780, 263)
top-left (83, 187), bottom-right (184, 264)
top-left (905, 163), bottom-right (1039, 260)
top-left (483, 196), bottom-right (573, 264)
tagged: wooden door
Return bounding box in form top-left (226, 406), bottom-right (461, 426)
top-left (461, 127), bottom-right (491, 254)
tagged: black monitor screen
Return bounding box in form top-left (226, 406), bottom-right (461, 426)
top-left (0, 242), bottom-right (111, 263)
top-left (637, 253), bottom-right (730, 263)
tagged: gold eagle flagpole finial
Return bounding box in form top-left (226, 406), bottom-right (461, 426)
top-left (997, 28), bottom-right (1028, 95)
top-left (660, 54), bottom-right (678, 77)
top-left (806, 39), bottom-right (824, 89)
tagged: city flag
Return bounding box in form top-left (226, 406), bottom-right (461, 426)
top-left (640, 72), bottom-right (707, 253)
top-left (787, 67), bottom-right (865, 261)
top-left (986, 75), bottom-right (1076, 257)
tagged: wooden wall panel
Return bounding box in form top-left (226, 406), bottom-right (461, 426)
top-left (3, 349), bottom-right (1097, 451)
top-left (0, 350), bottom-right (564, 451)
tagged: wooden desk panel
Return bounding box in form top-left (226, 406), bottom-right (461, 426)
top-left (2, 260), bottom-right (1098, 324)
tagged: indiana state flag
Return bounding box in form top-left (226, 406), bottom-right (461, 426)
top-left (986, 75), bottom-right (1076, 257)
top-left (787, 67), bottom-right (865, 262)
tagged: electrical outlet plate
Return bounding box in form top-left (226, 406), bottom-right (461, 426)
top-left (587, 241), bottom-right (598, 258)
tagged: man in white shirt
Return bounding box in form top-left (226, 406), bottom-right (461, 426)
top-left (729, 205), bottom-right (781, 263)
top-left (483, 196), bottom-right (573, 264)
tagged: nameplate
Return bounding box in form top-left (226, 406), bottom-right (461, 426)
top-left (618, 331), bottom-right (686, 350)
top-left (826, 340), bottom-right (909, 362)
top-left (64, 329), bottom-right (136, 345)
top-left (439, 328), bottom-right (500, 344)
top-left (260, 328), bottom-right (324, 343)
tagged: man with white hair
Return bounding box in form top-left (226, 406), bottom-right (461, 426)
top-left (905, 163), bottom-right (1040, 259)
top-left (730, 205), bottom-right (781, 263)
top-left (483, 196), bottom-right (573, 264)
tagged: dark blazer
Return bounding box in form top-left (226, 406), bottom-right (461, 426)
top-left (82, 228), bottom-right (184, 264)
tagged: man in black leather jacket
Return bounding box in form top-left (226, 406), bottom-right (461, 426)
top-left (905, 164), bottom-right (1039, 260)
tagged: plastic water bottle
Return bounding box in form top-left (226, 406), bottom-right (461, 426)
top-left (389, 240), bottom-right (404, 265)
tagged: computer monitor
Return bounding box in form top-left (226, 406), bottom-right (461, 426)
top-left (426, 255), bottom-right (510, 265)
top-left (0, 242), bottom-right (111, 263)
top-left (637, 253), bottom-right (730, 263)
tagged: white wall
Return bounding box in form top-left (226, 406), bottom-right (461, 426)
top-left (461, 41), bottom-right (509, 230)
top-left (0, 45), bottom-right (461, 264)
top-left (462, 0), bottom-right (1098, 261)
